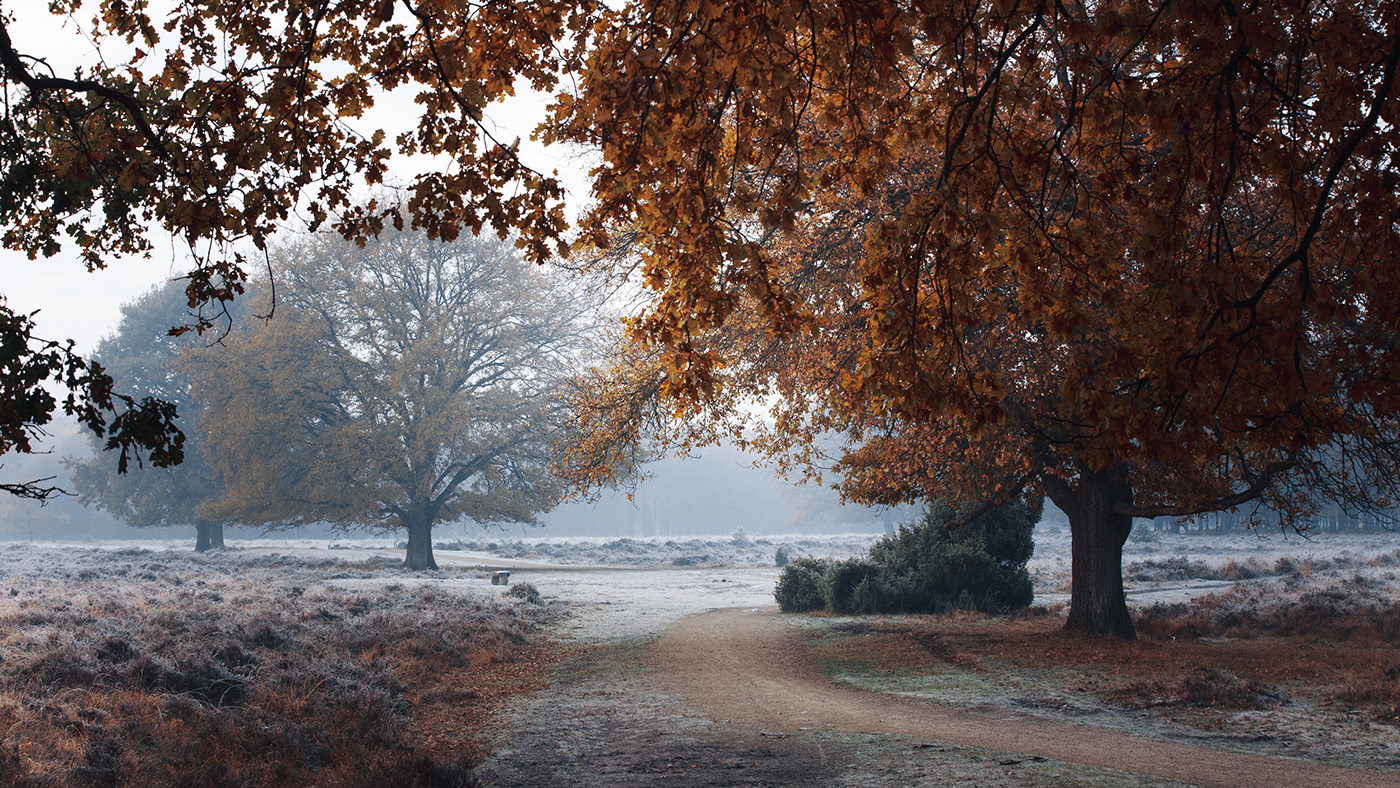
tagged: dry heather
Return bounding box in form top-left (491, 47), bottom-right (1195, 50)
top-left (1136, 575), bottom-right (1400, 721)
top-left (1029, 530), bottom-right (1400, 593)
top-left (0, 545), bottom-right (553, 787)
top-left (1136, 575), bottom-right (1400, 642)
top-left (1124, 550), bottom-right (1400, 584)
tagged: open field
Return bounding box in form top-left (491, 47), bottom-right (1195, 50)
top-left (0, 529), bottom-right (1397, 786)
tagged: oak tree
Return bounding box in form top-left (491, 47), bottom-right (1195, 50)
top-left (553, 1), bottom-right (1400, 637)
top-left (68, 281), bottom-right (233, 551)
top-left (190, 232), bottom-right (596, 570)
top-left (0, 0), bottom-right (587, 488)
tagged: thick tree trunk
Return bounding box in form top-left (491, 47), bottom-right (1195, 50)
top-left (1047, 469), bottom-right (1136, 639)
top-left (194, 521), bottom-right (225, 552)
top-left (404, 515), bottom-right (438, 570)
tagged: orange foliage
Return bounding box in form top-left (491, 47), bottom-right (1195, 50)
top-left (554, 1), bottom-right (1400, 634)
top-left (557, 0), bottom-right (1400, 513)
top-left (5, 1), bottom-right (588, 311)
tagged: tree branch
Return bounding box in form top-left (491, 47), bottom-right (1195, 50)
top-left (940, 465), bottom-right (1041, 531)
top-left (1226, 26), bottom-right (1400, 317)
top-left (0, 475), bottom-right (66, 501)
top-left (0, 20), bottom-right (170, 159)
top-left (1112, 456), bottom-right (1299, 518)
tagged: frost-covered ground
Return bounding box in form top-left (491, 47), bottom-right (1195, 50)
top-left (21, 527), bottom-right (1400, 613)
top-left (0, 534), bottom-right (882, 649)
top-left (2, 527), bottom-right (1399, 784)
top-left (16, 526), bottom-right (1400, 596)
top-left (1030, 528), bottom-right (1400, 607)
top-left (425, 532), bottom-right (879, 568)
top-left (6, 527), bottom-right (1399, 644)
top-left (0, 543), bottom-right (552, 786)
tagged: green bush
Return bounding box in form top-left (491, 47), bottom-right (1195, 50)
top-left (774, 558), bottom-right (828, 613)
top-left (774, 546), bottom-right (791, 567)
top-left (865, 497), bottom-right (1037, 614)
top-left (775, 497), bottom-right (1039, 616)
top-left (823, 558), bottom-right (885, 615)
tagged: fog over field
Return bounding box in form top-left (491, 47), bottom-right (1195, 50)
top-left (0, 417), bottom-right (914, 544)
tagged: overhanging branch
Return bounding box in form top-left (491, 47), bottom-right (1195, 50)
top-left (940, 465), bottom-right (1041, 531)
top-left (0, 475), bottom-right (66, 501)
top-left (1112, 456), bottom-right (1299, 518)
top-left (0, 21), bottom-right (171, 160)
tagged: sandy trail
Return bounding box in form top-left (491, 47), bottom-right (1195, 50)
top-left (647, 607), bottom-right (1400, 788)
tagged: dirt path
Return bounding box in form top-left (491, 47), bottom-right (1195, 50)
top-left (647, 608), bottom-right (1400, 788)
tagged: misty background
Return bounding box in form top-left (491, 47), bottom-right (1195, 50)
top-left (0, 415), bottom-right (921, 543)
top-left (4, 415), bottom-right (1384, 545)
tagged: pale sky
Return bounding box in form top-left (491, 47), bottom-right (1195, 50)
top-left (2, 1), bottom-right (593, 353)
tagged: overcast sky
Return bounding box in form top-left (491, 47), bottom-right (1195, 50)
top-left (3, 3), bottom-right (592, 353)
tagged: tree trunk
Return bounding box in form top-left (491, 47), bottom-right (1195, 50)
top-left (404, 515), bottom-right (438, 570)
top-left (1047, 469), bottom-right (1136, 639)
top-left (194, 521), bottom-right (224, 552)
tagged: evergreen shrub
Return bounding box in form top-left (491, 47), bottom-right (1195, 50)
top-left (823, 558), bottom-right (884, 614)
top-left (773, 558), bottom-right (827, 613)
top-left (774, 498), bottom-right (1039, 616)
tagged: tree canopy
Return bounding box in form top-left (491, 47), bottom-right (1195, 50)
top-left (190, 232), bottom-right (597, 569)
top-left (0, 0), bottom-right (587, 491)
top-left (553, 1), bottom-right (1400, 637)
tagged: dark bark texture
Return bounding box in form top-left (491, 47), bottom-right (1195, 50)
top-left (194, 522), bottom-right (225, 552)
top-left (1046, 469), bottom-right (1137, 639)
top-left (404, 516), bottom-right (438, 570)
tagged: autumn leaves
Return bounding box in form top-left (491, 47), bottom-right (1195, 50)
top-left (554, 1), bottom-right (1400, 635)
top-left (6, 2), bottom-right (1400, 634)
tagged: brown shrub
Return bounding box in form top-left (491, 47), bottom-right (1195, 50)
top-left (0, 545), bottom-right (552, 787)
top-left (1337, 663), bottom-right (1400, 722)
top-left (1115, 666), bottom-right (1288, 710)
top-left (1219, 558), bottom-right (1262, 581)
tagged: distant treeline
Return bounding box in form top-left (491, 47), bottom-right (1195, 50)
top-left (1039, 501), bottom-right (1397, 535)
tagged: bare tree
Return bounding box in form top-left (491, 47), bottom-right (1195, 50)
top-left (191, 232), bottom-right (600, 569)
